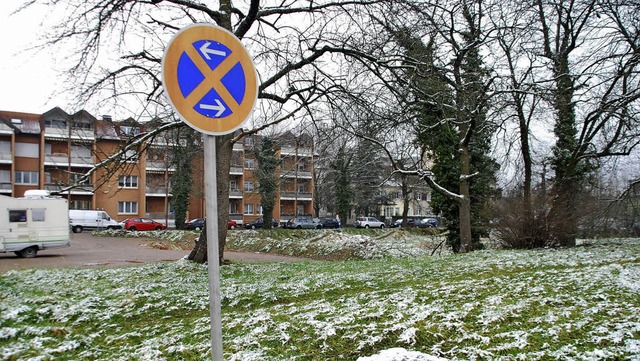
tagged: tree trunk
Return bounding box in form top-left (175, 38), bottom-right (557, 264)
top-left (188, 134), bottom-right (233, 264)
top-left (401, 174), bottom-right (410, 226)
top-left (458, 144), bottom-right (473, 253)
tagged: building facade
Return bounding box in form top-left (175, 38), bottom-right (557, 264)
top-left (0, 108), bottom-right (315, 227)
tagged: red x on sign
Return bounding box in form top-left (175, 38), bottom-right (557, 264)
top-left (162, 24), bottom-right (258, 135)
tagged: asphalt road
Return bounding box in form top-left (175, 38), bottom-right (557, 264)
top-left (0, 232), bottom-right (305, 274)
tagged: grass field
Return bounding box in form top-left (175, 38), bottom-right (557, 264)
top-left (1, 234), bottom-right (639, 360)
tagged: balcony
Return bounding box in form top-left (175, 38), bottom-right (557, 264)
top-left (280, 191), bottom-right (312, 201)
top-left (280, 146), bottom-right (314, 157)
top-left (145, 160), bottom-right (175, 172)
top-left (229, 188), bottom-right (243, 198)
top-left (44, 127), bottom-right (96, 141)
top-left (229, 213), bottom-right (243, 221)
top-left (281, 169), bottom-right (312, 179)
top-left (0, 153), bottom-right (11, 164)
top-left (0, 122), bottom-right (13, 134)
top-left (146, 186), bottom-right (172, 197)
top-left (44, 153), bottom-right (94, 168)
top-left (44, 183), bottom-right (94, 195)
top-left (230, 165), bottom-right (243, 175)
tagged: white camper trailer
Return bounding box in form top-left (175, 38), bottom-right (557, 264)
top-left (0, 193), bottom-right (70, 258)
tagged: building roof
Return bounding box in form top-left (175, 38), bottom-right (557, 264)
top-left (0, 110), bottom-right (42, 134)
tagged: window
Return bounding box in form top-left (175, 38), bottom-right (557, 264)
top-left (244, 181), bottom-right (254, 192)
top-left (0, 141), bottom-right (10, 153)
top-left (118, 201), bottom-right (138, 214)
top-left (244, 158), bottom-right (255, 169)
top-left (124, 150), bottom-right (139, 163)
top-left (9, 210), bottom-right (27, 222)
top-left (384, 207), bottom-right (393, 217)
top-left (32, 209), bottom-right (45, 222)
top-left (70, 145), bottom-right (92, 158)
top-left (229, 203), bottom-right (239, 214)
top-left (15, 142), bottom-right (39, 158)
top-left (120, 125), bottom-right (140, 136)
top-left (230, 180), bottom-right (239, 192)
top-left (118, 175), bottom-right (139, 188)
top-left (244, 203), bottom-right (254, 215)
top-left (70, 200), bottom-right (91, 210)
top-left (15, 171), bottom-right (39, 185)
top-left (71, 172), bottom-right (90, 185)
top-left (0, 170), bottom-right (10, 183)
top-left (73, 121), bottom-right (93, 131)
top-left (45, 119), bottom-right (67, 128)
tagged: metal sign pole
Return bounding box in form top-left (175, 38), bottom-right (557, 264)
top-left (204, 135), bottom-right (223, 360)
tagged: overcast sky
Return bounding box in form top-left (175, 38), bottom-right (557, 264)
top-left (0, 2), bottom-right (70, 114)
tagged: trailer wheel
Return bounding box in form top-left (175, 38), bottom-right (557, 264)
top-left (72, 225), bottom-right (83, 233)
top-left (16, 247), bottom-right (38, 258)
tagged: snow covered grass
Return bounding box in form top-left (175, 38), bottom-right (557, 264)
top-left (1, 238), bottom-right (639, 360)
top-left (225, 229), bottom-right (450, 260)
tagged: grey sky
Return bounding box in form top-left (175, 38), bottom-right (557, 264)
top-left (0, 2), bottom-right (68, 114)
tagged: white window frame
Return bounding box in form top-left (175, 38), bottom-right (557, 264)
top-left (244, 158), bottom-right (255, 169)
top-left (118, 201), bottom-right (138, 214)
top-left (15, 171), bottom-right (39, 185)
top-left (244, 181), bottom-right (254, 192)
top-left (118, 175), bottom-right (139, 188)
top-left (244, 203), bottom-right (254, 215)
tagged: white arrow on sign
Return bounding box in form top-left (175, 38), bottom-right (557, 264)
top-left (200, 41), bottom-right (226, 60)
top-left (200, 99), bottom-right (226, 117)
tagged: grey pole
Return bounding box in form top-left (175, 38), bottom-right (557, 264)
top-left (204, 135), bottom-right (223, 360)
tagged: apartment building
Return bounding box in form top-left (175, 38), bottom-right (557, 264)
top-left (0, 107), bottom-right (315, 226)
top-left (229, 131), bottom-right (315, 226)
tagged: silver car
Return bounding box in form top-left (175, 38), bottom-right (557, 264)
top-left (285, 218), bottom-right (322, 229)
top-left (355, 217), bottom-right (385, 229)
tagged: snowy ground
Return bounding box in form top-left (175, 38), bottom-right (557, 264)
top-left (1, 236), bottom-right (639, 360)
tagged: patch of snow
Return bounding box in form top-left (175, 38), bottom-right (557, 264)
top-left (357, 348), bottom-right (448, 361)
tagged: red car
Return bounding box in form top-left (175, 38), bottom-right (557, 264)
top-left (123, 218), bottom-right (167, 231)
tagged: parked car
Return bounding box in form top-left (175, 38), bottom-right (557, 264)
top-left (285, 218), bottom-right (322, 229)
top-left (417, 218), bottom-right (439, 228)
top-left (244, 218), bottom-right (278, 229)
top-left (391, 218), bottom-right (419, 228)
top-left (355, 217), bottom-right (385, 229)
top-left (123, 218), bottom-right (167, 231)
top-left (320, 218), bottom-right (341, 229)
top-left (185, 218), bottom-right (205, 231)
top-left (186, 218), bottom-right (238, 230)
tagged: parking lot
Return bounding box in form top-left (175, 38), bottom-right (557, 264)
top-left (0, 232), bottom-right (188, 273)
top-left (0, 232), bottom-right (307, 274)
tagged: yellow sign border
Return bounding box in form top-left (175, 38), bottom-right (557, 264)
top-left (162, 23), bottom-right (258, 135)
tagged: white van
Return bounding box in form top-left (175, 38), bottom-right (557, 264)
top-left (69, 209), bottom-right (122, 233)
top-left (0, 194), bottom-right (70, 258)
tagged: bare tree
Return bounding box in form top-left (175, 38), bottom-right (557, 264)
top-left (529, 0), bottom-right (640, 246)
top-left (24, 0), bottom-right (406, 262)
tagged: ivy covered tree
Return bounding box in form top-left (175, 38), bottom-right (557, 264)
top-left (255, 136), bottom-right (279, 229)
top-left (171, 127), bottom-right (197, 230)
top-left (333, 146), bottom-right (353, 225)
